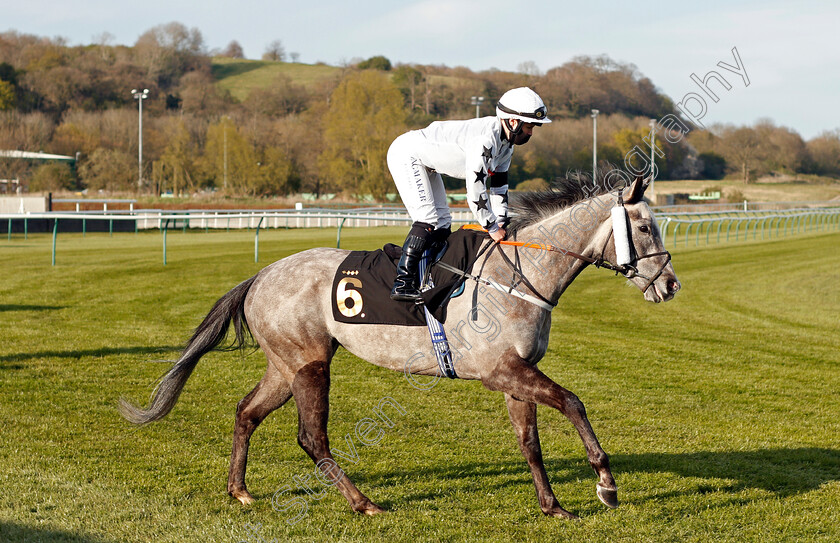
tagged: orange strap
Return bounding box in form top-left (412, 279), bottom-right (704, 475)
top-left (461, 224), bottom-right (556, 252)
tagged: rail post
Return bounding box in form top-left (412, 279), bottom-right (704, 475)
top-left (51, 219), bottom-right (59, 266)
top-left (162, 218), bottom-right (170, 266)
top-left (254, 215), bottom-right (265, 263)
top-left (336, 216), bottom-right (348, 248)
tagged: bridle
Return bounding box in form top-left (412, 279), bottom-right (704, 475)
top-left (592, 195), bottom-right (672, 294)
top-left (457, 193), bottom-right (673, 307)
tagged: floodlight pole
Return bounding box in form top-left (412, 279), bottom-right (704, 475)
top-left (470, 96), bottom-right (484, 118)
top-left (131, 88), bottom-right (149, 191)
top-left (649, 118), bottom-right (656, 202)
top-left (591, 109), bottom-right (599, 182)
top-left (223, 118), bottom-right (228, 190)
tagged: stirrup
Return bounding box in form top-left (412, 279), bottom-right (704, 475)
top-left (390, 288), bottom-right (422, 302)
top-left (390, 276), bottom-right (422, 302)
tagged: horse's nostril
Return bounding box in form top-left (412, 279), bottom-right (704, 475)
top-left (669, 280), bottom-right (681, 293)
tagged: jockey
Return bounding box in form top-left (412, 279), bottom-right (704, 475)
top-left (388, 87), bottom-right (551, 302)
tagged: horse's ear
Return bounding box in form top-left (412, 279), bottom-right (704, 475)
top-left (624, 174), bottom-right (649, 204)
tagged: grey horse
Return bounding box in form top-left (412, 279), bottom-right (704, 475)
top-left (120, 174), bottom-right (680, 519)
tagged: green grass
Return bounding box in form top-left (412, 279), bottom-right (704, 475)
top-left (212, 57), bottom-right (341, 101)
top-left (1, 227), bottom-right (839, 542)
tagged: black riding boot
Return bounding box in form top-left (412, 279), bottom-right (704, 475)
top-left (428, 226), bottom-right (452, 258)
top-left (390, 222), bottom-right (433, 302)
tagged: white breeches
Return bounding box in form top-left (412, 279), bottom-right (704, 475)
top-left (387, 133), bottom-right (452, 229)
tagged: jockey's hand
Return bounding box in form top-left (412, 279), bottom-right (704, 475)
top-left (489, 227), bottom-right (506, 243)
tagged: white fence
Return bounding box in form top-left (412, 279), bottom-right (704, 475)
top-left (2, 206), bottom-right (839, 266)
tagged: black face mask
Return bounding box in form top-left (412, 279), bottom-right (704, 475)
top-left (503, 119), bottom-right (532, 146)
top-left (513, 132), bottom-right (531, 145)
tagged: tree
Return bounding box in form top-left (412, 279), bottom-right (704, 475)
top-left (754, 119), bottom-right (806, 173)
top-left (357, 55), bottom-right (391, 71)
top-left (0, 79), bottom-right (14, 110)
top-left (392, 65), bottom-right (423, 111)
top-left (221, 40), bottom-right (245, 59)
top-left (517, 61), bottom-right (541, 76)
top-left (262, 40), bottom-right (286, 62)
top-left (242, 73), bottom-right (309, 117)
top-left (21, 65), bottom-right (89, 114)
top-left (78, 148), bottom-right (135, 191)
top-left (176, 70), bottom-right (230, 115)
top-left (158, 119), bottom-right (197, 195)
top-left (257, 146), bottom-right (299, 196)
top-left (0, 111), bottom-right (55, 151)
top-left (717, 126), bottom-right (762, 183)
top-left (134, 22), bottom-right (207, 89)
top-left (272, 110), bottom-right (324, 195)
top-left (320, 71), bottom-right (406, 198)
top-left (202, 117), bottom-right (269, 195)
top-left (698, 152), bottom-right (726, 179)
top-left (29, 162), bottom-right (75, 192)
top-left (805, 130), bottom-right (840, 177)
top-left (541, 56), bottom-right (672, 119)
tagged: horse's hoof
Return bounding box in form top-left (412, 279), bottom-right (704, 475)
top-left (351, 498), bottom-right (386, 516)
top-left (230, 489), bottom-right (255, 506)
top-left (543, 506), bottom-right (580, 520)
top-left (362, 503), bottom-right (386, 516)
top-left (596, 483), bottom-right (619, 509)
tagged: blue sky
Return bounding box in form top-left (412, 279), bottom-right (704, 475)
top-left (2, 0), bottom-right (838, 139)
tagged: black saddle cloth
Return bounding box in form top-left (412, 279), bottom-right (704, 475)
top-left (331, 228), bottom-right (487, 326)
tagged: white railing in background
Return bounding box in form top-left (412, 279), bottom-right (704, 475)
top-left (3, 206), bottom-right (839, 266)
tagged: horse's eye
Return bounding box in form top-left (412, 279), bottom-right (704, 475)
top-left (639, 224), bottom-right (650, 234)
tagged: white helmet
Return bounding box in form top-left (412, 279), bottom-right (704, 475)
top-left (496, 87), bottom-right (551, 124)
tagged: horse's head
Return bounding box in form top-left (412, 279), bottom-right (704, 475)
top-left (611, 176), bottom-right (681, 303)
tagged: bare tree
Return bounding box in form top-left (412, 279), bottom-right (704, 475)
top-left (718, 126), bottom-right (762, 183)
top-left (806, 130), bottom-right (840, 176)
top-left (221, 40), bottom-right (245, 59)
top-left (134, 22), bottom-right (207, 88)
top-left (262, 40), bottom-right (286, 62)
top-left (517, 60), bottom-right (541, 76)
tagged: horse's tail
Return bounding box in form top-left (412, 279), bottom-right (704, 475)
top-left (119, 275), bottom-right (258, 425)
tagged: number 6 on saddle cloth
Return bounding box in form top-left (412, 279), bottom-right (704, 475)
top-left (330, 228), bottom-right (495, 378)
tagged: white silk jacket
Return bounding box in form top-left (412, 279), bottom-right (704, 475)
top-left (412, 116), bottom-right (512, 232)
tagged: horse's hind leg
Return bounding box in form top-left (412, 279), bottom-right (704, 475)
top-left (484, 352), bottom-right (618, 513)
top-left (505, 394), bottom-right (578, 519)
top-left (292, 359), bottom-right (385, 515)
top-left (228, 362), bottom-right (292, 505)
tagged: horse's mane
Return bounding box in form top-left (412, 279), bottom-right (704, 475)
top-left (506, 167), bottom-right (622, 236)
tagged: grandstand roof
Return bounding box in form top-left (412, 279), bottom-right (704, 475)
top-left (0, 150), bottom-right (76, 161)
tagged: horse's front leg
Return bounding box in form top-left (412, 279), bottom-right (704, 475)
top-left (484, 351), bottom-right (619, 511)
top-left (505, 394), bottom-right (578, 519)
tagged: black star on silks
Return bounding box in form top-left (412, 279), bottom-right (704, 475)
top-left (473, 194), bottom-right (489, 211)
top-left (481, 146), bottom-right (492, 161)
top-left (483, 218), bottom-right (495, 229)
top-left (473, 169), bottom-right (487, 183)
top-left (501, 191), bottom-right (509, 205)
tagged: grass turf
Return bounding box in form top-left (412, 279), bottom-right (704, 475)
top-left (1, 226), bottom-right (838, 542)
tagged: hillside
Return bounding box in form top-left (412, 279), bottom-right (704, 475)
top-left (211, 57), bottom-right (480, 105)
top-left (212, 57), bottom-right (342, 101)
